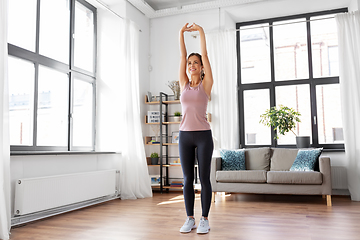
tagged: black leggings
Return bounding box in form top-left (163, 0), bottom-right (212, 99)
top-left (179, 130), bottom-right (214, 217)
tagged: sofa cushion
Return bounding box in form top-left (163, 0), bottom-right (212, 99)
top-left (270, 148), bottom-right (299, 171)
top-left (290, 148), bottom-right (323, 171)
top-left (219, 149), bottom-right (246, 171)
top-left (245, 147), bottom-right (271, 171)
top-left (216, 170), bottom-right (267, 183)
top-left (267, 171), bottom-right (322, 185)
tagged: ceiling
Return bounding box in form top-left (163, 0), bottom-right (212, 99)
top-left (125, 0), bottom-right (267, 18)
top-left (144, 0), bottom-right (217, 11)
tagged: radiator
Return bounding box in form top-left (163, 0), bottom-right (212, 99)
top-left (331, 166), bottom-right (348, 189)
top-left (14, 169), bottom-right (117, 216)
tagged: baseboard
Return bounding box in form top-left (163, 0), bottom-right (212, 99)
top-left (11, 194), bottom-right (119, 227)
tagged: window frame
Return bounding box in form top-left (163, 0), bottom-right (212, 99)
top-left (236, 8), bottom-right (347, 151)
top-left (8, 0), bottom-right (97, 152)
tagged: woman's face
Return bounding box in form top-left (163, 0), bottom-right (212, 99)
top-left (187, 55), bottom-right (203, 76)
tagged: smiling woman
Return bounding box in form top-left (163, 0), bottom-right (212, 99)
top-left (178, 22), bottom-right (214, 234)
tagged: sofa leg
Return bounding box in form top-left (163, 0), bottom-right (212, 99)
top-left (212, 192), bottom-right (215, 203)
top-left (326, 195), bottom-right (332, 207)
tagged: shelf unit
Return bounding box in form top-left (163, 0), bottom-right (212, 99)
top-left (145, 92), bottom-right (212, 193)
top-left (145, 92), bottom-right (182, 193)
top-left (145, 92), bottom-right (209, 192)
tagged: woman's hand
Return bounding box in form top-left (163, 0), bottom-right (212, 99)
top-left (180, 23), bottom-right (192, 33)
top-left (188, 23), bottom-right (203, 32)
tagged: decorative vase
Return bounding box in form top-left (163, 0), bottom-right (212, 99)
top-left (296, 136), bottom-right (310, 148)
top-left (151, 157), bottom-right (159, 165)
top-left (173, 90), bottom-right (180, 100)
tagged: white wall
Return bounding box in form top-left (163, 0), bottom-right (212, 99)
top-left (349, 0), bottom-right (360, 10)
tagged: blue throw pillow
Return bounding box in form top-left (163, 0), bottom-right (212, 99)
top-left (290, 148), bottom-right (323, 171)
top-left (219, 149), bottom-right (246, 171)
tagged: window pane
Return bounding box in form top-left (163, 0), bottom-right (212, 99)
top-left (240, 24), bottom-right (271, 84)
top-left (74, 2), bottom-right (94, 72)
top-left (8, 0), bottom-right (37, 51)
top-left (311, 15), bottom-right (339, 78)
top-left (39, 0), bottom-right (70, 63)
top-left (73, 79), bottom-right (93, 147)
top-left (8, 57), bottom-right (35, 145)
top-left (273, 19), bottom-right (309, 81)
top-left (276, 85), bottom-right (312, 144)
top-left (316, 84), bottom-right (343, 144)
top-left (37, 66), bottom-right (68, 146)
top-left (244, 89), bottom-right (271, 145)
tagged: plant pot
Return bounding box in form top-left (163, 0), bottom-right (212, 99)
top-left (174, 116), bottom-right (181, 122)
top-left (296, 136), bottom-right (310, 148)
top-left (151, 157), bottom-right (159, 165)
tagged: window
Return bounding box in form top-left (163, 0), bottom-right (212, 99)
top-left (237, 9), bottom-right (346, 150)
top-left (8, 0), bottom-right (96, 151)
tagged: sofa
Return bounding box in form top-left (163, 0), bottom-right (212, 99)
top-left (210, 147), bottom-right (332, 206)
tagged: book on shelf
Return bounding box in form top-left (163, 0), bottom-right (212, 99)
top-left (170, 162), bottom-right (181, 166)
top-left (170, 180), bottom-right (183, 187)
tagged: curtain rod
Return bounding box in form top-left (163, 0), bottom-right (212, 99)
top-left (93, 0), bottom-right (142, 32)
top-left (192, 15), bottom-right (335, 38)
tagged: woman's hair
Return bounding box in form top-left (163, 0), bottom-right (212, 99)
top-left (188, 53), bottom-right (205, 80)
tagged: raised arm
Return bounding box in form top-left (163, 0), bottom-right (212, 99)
top-left (179, 23), bottom-right (190, 92)
top-left (190, 24), bottom-right (213, 97)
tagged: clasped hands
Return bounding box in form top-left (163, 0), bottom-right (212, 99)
top-left (181, 23), bottom-right (203, 33)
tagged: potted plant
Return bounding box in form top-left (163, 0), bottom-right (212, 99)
top-left (150, 152), bottom-right (159, 165)
top-left (174, 111), bottom-right (181, 122)
top-left (259, 105), bottom-right (310, 148)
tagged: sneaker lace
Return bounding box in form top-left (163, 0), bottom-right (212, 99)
top-left (185, 217), bottom-right (193, 225)
top-left (199, 218), bottom-right (207, 227)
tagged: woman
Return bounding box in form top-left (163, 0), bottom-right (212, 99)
top-left (178, 23), bottom-right (214, 234)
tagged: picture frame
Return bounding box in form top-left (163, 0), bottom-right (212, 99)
top-left (150, 175), bottom-right (161, 186)
top-left (172, 131), bottom-right (179, 144)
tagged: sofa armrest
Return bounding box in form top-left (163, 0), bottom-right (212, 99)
top-left (319, 157), bottom-right (332, 195)
top-left (210, 157), bottom-right (221, 191)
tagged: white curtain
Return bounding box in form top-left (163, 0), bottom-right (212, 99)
top-left (207, 31), bottom-right (239, 151)
top-left (119, 19), bottom-right (152, 199)
top-left (336, 11), bottom-right (360, 201)
top-left (0, 0), bottom-right (11, 239)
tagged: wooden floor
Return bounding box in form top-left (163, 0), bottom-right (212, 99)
top-left (10, 192), bottom-right (360, 240)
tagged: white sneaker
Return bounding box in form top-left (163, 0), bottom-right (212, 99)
top-left (180, 217), bottom-right (196, 233)
top-left (197, 217), bottom-right (210, 234)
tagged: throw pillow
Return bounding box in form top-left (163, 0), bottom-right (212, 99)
top-left (289, 148), bottom-right (323, 171)
top-left (220, 149), bottom-right (246, 171)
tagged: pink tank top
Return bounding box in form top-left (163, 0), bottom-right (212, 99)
top-left (179, 81), bottom-right (211, 131)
